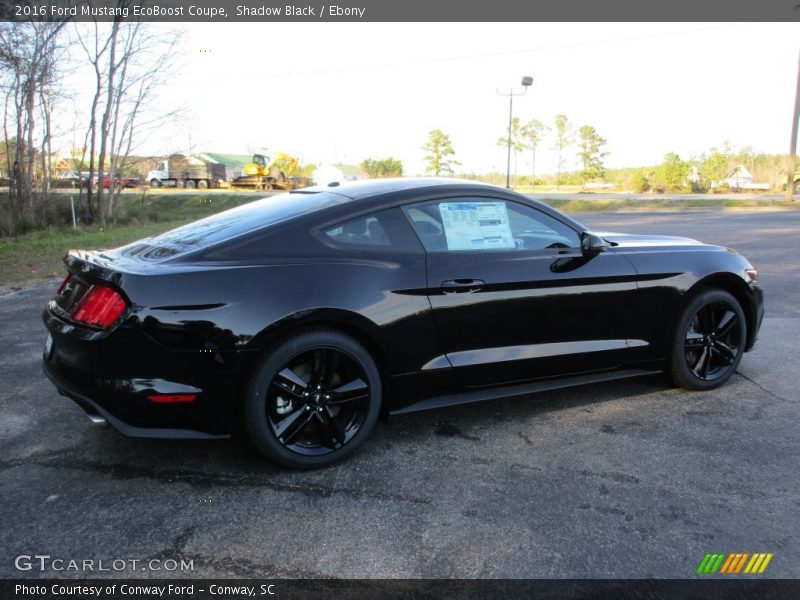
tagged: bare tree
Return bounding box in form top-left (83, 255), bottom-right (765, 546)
top-left (74, 17), bottom-right (183, 224)
top-left (106, 27), bottom-right (183, 215)
top-left (0, 21), bottom-right (66, 230)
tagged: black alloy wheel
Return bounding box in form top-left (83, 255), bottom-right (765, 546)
top-left (671, 288), bottom-right (746, 390)
top-left (244, 329), bottom-right (381, 469)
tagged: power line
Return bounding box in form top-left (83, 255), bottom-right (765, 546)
top-left (55, 23), bottom-right (747, 91)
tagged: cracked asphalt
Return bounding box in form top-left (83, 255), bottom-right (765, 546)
top-left (1, 210), bottom-right (798, 579)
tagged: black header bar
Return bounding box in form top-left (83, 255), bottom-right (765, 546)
top-left (2, 0), bottom-right (800, 22)
top-left (3, 579), bottom-right (800, 600)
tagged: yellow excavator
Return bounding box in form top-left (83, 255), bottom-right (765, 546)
top-left (231, 152), bottom-right (310, 191)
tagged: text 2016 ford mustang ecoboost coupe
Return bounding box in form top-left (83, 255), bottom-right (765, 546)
top-left (42, 179), bottom-right (764, 468)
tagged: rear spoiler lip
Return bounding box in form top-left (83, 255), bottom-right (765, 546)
top-left (64, 249), bottom-right (125, 287)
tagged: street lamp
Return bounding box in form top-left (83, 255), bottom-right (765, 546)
top-left (498, 76), bottom-right (533, 189)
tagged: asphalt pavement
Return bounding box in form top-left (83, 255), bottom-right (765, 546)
top-left (0, 209), bottom-right (798, 579)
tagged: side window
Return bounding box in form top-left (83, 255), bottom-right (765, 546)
top-left (404, 199), bottom-right (580, 252)
top-left (322, 208), bottom-right (423, 252)
top-left (505, 202), bottom-right (581, 249)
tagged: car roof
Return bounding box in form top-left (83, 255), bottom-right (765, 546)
top-left (289, 177), bottom-right (588, 233)
top-left (291, 177), bottom-right (507, 201)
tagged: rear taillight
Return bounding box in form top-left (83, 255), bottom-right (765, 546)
top-left (72, 285), bottom-right (126, 328)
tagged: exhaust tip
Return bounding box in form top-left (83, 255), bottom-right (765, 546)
top-left (87, 414), bottom-right (108, 426)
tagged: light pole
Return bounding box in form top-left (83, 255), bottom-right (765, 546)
top-left (498, 76), bottom-right (533, 189)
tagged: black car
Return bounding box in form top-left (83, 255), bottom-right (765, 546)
top-left (42, 179), bottom-right (764, 468)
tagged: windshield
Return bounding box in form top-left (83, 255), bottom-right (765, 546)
top-left (115, 191), bottom-right (346, 260)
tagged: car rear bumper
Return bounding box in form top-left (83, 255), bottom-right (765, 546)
top-left (42, 360), bottom-right (229, 439)
top-left (40, 313), bottom-right (242, 439)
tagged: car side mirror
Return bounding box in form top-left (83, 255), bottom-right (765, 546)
top-left (581, 232), bottom-right (607, 255)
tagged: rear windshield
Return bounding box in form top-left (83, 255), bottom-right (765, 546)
top-left (116, 191), bottom-right (345, 260)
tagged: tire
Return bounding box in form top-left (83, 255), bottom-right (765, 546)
top-left (197, 179), bottom-right (209, 189)
top-left (149, 179), bottom-right (161, 188)
top-left (243, 328), bottom-right (382, 469)
top-left (185, 179), bottom-right (196, 189)
top-left (670, 288), bottom-right (746, 390)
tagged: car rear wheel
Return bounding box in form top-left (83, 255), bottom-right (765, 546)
top-left (244, 328), bottom-right (381, 469)
top-left (670, 288), bottom-right (746, 390)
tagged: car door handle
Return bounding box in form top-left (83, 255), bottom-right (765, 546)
top-left (441, 279), bottom-right (485, 294)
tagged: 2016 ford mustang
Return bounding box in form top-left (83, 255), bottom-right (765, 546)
top-left (42, 179), bottom-right (764, 468)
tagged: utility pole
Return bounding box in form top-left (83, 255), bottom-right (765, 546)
top-left (786, 50), bottom-right (800, 202)
top-left (497, 76), bottom-right (533, 189)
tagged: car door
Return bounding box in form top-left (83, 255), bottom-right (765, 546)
top-left (404, 196), bottom-right (641, 388)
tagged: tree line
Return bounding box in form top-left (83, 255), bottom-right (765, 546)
top-left (415, 124), bottom-right (794, 194)
top-left (609, 145), bottom-right (793, 193)
top-left (417, 114), bottom-right (609, 188)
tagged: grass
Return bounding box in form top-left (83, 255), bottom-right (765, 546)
top-left (0, 190), bottom-right (261, 285)
top-left (543, 197), bottom-right (795, 212)
top-left (0, 189), bottom-right (796, 288)
top-left (0, 220), bottom-right (188, 285)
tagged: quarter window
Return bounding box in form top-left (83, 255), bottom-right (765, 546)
top-left (321, 208), bottom-right (423, 252)
top-left (324, 215), bottom-right (391, 246)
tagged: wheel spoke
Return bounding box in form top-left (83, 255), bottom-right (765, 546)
top-left (274, 407), bottom-right (315, 445)
top-left (713, 340), bottom-right (737, 363)
top-left (315, 407), bottom-right (346, 447)
top-left (328, 378), bottom-right (369, 406)
top-left (310, 349), bottom-right (328, 387)
top-left (714, 310), bottom-right (738, 338)
top-left (270, 381), bottom-right (306, 402)
top-left (692, 347), bottom-right (710, 378)
top-left (698, 305), bottom-right (714, 335)
top-left (277, 367), bottom-right (308, 391)
top-left (324, 350), bottom-right (341, 387)
top-left (685, 332), bottom-right (704, 348)
top-left (700, 348), bottom-right (711, 378)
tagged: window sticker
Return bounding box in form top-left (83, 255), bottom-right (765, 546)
top-left (438, 202), bottom-right (515, 251)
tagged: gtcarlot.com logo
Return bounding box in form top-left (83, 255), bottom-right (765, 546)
top-left (14, 554), bottom-right (193, 573)
top-left (696, 552), bottom-right (773, 575)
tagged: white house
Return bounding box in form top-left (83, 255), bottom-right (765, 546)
top-left (724, 166), bottom-right (769, 190)
top-left (312, 164), bottom-right (365, 185)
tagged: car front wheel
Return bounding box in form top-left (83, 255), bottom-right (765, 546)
top-left (670, 288), bottom-right (746, 390)
top-left (244, 328), bottom-right (381, 469)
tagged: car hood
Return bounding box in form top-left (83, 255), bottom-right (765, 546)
top-left (595, 231), bottom-right (703, 248)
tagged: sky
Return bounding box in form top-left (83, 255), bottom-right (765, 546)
top-left (58, 22), bottom-right (800, 176)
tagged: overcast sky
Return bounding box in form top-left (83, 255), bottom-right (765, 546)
top-left (61, 22), bottom-right (800, 175)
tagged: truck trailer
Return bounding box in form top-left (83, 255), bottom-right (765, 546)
top-left (146, 160), bottom-right (227, 189)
